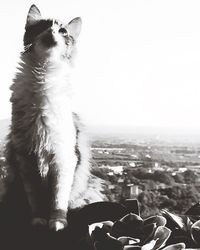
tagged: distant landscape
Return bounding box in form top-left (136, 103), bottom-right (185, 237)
top-left (0, 119), bottom-right (9, 142)
top-left (1, 119), bottom-right (200, 216)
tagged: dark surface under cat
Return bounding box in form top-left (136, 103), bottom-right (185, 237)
top-left (0, 176), bottom-right (88, 250)
top-left (0, 176), bottom-right (126, 250)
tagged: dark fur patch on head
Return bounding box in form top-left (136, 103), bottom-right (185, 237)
top-left (24, 19), bottom-right (53, 46)
top-left (41, 32), bottom-right (57, 48)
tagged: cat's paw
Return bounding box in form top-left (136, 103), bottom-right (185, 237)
top-left (49, 219), bottom-right (67, 231)
top-left (49, 209), bottom-right (67, 231)
top-left (31, 217), bottom-right (47, 227)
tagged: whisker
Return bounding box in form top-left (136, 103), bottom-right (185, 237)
top-left (21, 44), bottom-right (33, 55)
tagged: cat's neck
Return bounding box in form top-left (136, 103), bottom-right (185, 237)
top-left (11, 52), bottom-right (73, 114)
top-left (21, 51), bottom-right (71, 74)
top-left (18, 52), bottom-right (72, 91)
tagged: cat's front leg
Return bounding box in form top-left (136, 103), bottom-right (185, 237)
top-left (16, 154), bottom-right (48, 227)
top-left (49, 153), bottom-right (78, 231)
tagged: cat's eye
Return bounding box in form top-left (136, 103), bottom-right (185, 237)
top-left (59, 27), bottom-right (68, 36)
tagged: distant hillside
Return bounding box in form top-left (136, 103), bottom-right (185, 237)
top-left (0, 119), bottom-right (10, 142)
top-left (1, 118), bottom-right (200, 147)
top-left (87, 125), bottom-right (200, 146)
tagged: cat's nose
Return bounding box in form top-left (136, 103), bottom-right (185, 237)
top-left (48, 27), bottom-right (56, 34)
top-left (51, 28), bottom-right (56, 34)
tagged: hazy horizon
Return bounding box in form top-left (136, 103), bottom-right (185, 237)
top-left (3, 117), bottom-right (200, 135)
top-left (1, 118), bottom-right (200, 146)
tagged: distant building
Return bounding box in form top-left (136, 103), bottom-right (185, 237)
top-left (153, 162), bottom-right (165, 171)
top-left (156, 183), bottom-right (167, 190)
top-left (178, 167), bottom-right (187, 173)
top-left (129, 162), bottom-right (136, 167)
top-left (145, 154), bottom-right (151, 159)
top-left (127, 184), bottom-right (142, 198)
top-left (0, 156), bottom-right (5, 161)
top-left (131, 154), bottom-right (138, 159)
top-left (107, 166), bottom-right (124, 174)
top-left (108, 184), bottom-right (115, 189)
top-left (118, 178), bottom-right (124, 183)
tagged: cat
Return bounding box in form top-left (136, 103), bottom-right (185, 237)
top-left (5, 4), bottom-right (105, 231)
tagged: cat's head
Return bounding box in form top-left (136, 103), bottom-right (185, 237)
top-left (23, 5), bottom-right (82, 61)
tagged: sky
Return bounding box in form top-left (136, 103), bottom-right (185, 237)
top-left (1, 0), bottom-right (200, 132)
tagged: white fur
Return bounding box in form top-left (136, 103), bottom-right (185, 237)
top-left (41, 60), bottom-right (77, 210)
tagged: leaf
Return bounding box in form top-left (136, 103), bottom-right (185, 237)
top-left (89, 223), bottom-right (104, 236)
top-left (118, 236), bottom-right (140, 245)
top-left (144, 215), bottom-right (167, 227)
top-left (94, 234), bottom-right (123, 250)
top-left (161, 210), bottom-right (185, 230)
top-left (91, 227), bottom-right (108, 241)
top-left (142, 239), bottom-right (157, 250)
top-left (89, 220), bottom-right (114, 236)
top-left (120, 213), bottom-right (143, 227)
top-left (190, 220), bottom-right (200, 244)
top-left (110, 220), bottom-right (128, 238)
top-left (152, 226), bottom-right (171, 250)
top-left (124, 246), bottom-right (142, 249)
top-left (162, 243), bottom-right (186, 250)
top-left (142, 223), bottom-right (157, 244)
top-left (120, 213), bottom-right (144, 238)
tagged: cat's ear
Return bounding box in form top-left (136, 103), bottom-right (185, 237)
top-left (25, 4), bottom-right (42, 28)
top-left (67, 17), bottom-right (82, 39)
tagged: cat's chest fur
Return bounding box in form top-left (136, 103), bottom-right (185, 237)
top-left (11, 57), bottom-right (77, 176)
